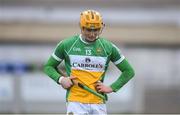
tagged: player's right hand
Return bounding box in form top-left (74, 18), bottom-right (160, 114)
top-left (59, 76), bottom-right (76, 89)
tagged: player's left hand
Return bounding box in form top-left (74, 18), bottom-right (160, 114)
top-left (95, 82), bottom-right (113, 93)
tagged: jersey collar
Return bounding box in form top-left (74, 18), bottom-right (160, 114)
top-left (79, 34), bottom-right (96, 45)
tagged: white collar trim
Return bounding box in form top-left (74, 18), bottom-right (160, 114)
top-left (79, 34), bottom-right (91, 44)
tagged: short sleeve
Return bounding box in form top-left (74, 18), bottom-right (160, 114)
top-left (52, 41), bottom-right (65, 62)
top-left (110, 43), bottom-right (125, 65)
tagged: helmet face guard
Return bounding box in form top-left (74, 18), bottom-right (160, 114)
top-left (80, 10), bottom-right (104, 30)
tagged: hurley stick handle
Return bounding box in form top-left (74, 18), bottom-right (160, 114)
top-left (59, 70), bottom-right (107, 100)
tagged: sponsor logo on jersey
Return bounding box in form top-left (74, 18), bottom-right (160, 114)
top-left (72, 57), bottom-right (103, 70)
top-left (72, 63), bottom-right (103, 69)
top-left (85, 58), bottom-right (91, 63)
top-left (69, 55), bottom-right (107, 72)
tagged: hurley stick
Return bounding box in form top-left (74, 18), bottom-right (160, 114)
top-left (59, 70), bottom-right (107, 100)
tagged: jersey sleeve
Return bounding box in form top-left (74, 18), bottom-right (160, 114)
top-left (110, 43), bottom-right (125, 65)
top-left (52, 41), bottom-right (65, 62)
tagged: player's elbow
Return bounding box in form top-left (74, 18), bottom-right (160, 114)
top-left (130, 68), bottom-right (135, 78)
top-left (43, 63), bottom-right (51, 75)
top-left (43, 64), bottom-right (48, 74)
top-left (127, 67), bottom-right (135, 79)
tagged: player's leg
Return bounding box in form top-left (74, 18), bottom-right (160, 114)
top-left (90, 103), bottom-right (107, 115)
top-left (66, 102), bottom-right (89, 114)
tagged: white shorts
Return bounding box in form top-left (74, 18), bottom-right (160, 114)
top-left (66, 102), bottom-right (107, 115)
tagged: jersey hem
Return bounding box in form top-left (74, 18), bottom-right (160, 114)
top-left (67, 99), bottom-right (104, 104)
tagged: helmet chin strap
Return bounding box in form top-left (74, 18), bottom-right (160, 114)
top-left (95, 36), bottom-right (99, 41)
top-left (95, 24), bottom-right (105, 40)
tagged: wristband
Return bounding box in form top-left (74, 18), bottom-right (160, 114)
top-left (58, 76), bottom-right (65, 84)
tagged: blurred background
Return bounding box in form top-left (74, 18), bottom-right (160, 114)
top-left (0, 0), bottom-right (180, 114)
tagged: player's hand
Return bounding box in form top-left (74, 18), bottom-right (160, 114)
top-left (60, 76), bottom-right (76, 89)
top-left (95, 82), bottom-right (113, 93)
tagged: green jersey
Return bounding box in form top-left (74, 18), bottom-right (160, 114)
top-left (51, 34), bottom-right (124, 103)
top-left (44, 34), bottom-right (135, 104)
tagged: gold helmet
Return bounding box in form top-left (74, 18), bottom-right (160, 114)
top-left (80, 10), bottom-right (104, 29)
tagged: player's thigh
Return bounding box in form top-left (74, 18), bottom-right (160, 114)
top-left (91, 104), bottom-right (107, 114)
top-left (66, 102), bottom-right (89, 114)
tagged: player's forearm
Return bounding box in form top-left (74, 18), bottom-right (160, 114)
top-left (110, 59), bottom-right (135, 92)
top-left (44, 65), bottom-right (61, 83)
top-left (43, 56), bottom-right (62, 83)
